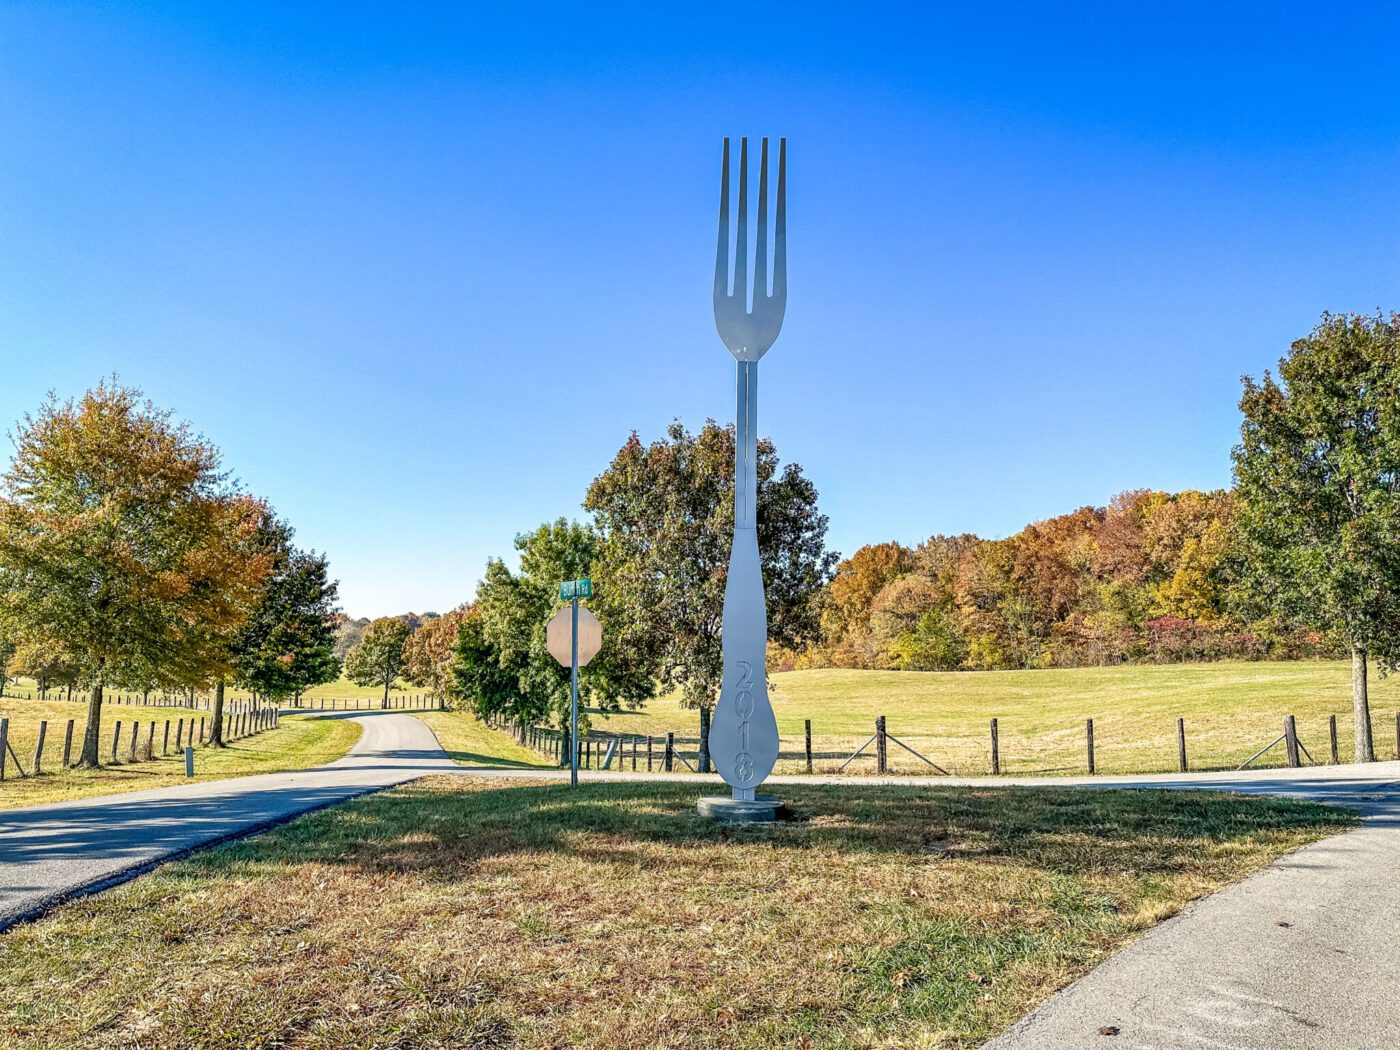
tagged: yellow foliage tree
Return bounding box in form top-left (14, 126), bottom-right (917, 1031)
top-left (0, 383), bottom-right (273, 765)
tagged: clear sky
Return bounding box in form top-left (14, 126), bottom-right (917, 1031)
top-left (3, 3), bottom-right (1398, 617)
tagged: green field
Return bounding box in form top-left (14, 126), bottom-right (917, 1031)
top-left (0, 776), bottom-right (1350, 1049)
top-left (579, 660), bottom-right (1400, 776)
top-left (0, 696), bottom-right (363, 808)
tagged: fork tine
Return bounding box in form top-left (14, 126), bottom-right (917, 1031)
top-left (754, 138), bottom-right (769, 301)
top-left (733, 137), bottom-right (749, 310)
top-left (772, 137), bottom-right (786, 302)
top-left (714, 138), bottom-right (730, 301)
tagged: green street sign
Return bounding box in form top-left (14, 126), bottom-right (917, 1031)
top-left (559, 578), bottom-right (592, 600)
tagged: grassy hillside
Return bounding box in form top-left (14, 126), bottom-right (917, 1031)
top-left (583, 660), bottom-right (1400, 776)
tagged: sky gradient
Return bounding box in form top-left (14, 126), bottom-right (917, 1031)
top-left (4, 3), bottom-right (1399, 616)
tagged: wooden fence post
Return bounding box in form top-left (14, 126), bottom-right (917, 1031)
top-left (1284, 715), bottom-right (1300, 768)
top-left (875, 716), bottom-right (888, 775)
top-left (1394, 711), bottom-right (1399, 762)
top-left (664, 732), bottom-right (675, 773)
top-left (129, 720), bottom-right (138, 761)
top-left (990, 717), bottom-right (1001, 775)
top-left (1086, 719), bottom-right (1096, 774)
top-left (147, 721), bottom-right (156, 757)
top-left (163, 720), bottom-right (171, 756)
top-left (1177, 718), bottom-right (1188, 773)
top-left (1329, 715), bottom-right (1339, 765)
top-left (805, 719), bottom-right (813, 774)
top-left (62, 719), bottom-right (75, 767)
top-left (112, 721), bottom-right (122, 763)
top-left (647, 735), bottom-right (654, 772)
top-left (33, 721), bottom-right (46, 775)
top-left (0, 717), bottom-right (7, 780)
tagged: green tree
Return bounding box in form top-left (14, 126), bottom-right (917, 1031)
top-left (344, 616), bottom-right (411, 706)
top-left (1233, 312), bottom-right (1400, 761)
top-left (233, 518), bottom-right (341, 709)
top-left (449, 607), bottom-right (521, 718)
top-left (585, 422), bottom-right (836, 708)
top-left (0, 383), bottom-right (272, 766)
top-left (471, 519), bottom-right (651, 728)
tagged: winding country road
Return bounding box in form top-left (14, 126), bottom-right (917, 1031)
top-left (2, 710), bottom-right (1398, 1047)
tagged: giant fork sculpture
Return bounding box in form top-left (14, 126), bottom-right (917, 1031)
top-left (709, 137), bottom-right (786, 802)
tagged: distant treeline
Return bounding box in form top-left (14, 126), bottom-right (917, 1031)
top-left (792, 488), bottom-right (1323, 673)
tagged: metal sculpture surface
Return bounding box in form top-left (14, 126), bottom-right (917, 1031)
top-left (709, 137), bottom-right (786, 801)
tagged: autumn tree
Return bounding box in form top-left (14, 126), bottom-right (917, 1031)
top-left (585, 422), bottom-right (836, 709)
top-left (821, 542), bottom-right (915, 657)
top-left (344, 616), bottom-right (412, 706)
top-left (1233, 312), bottom-right (1400, 761)
top-left (0, 383), bottom-right (272, 766)
top-left (7, 640), bottom-right (80, 699)
top-left (403, 607), bottom-right (465, 700)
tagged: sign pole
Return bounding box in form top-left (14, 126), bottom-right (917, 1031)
top-left (570, 594), bottom-right (579, 788)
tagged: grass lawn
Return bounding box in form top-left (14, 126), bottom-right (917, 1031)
top-left (582, 661), bottom-right (1400, 776)
top-left (0, 777), bottom-right (1353, 1049)
top-left (0, 697), bottom-right (363, 809)
top-left (415, 710), bottom-right (549, 769)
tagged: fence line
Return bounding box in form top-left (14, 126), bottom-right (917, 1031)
top-left (0, 700), bottom-right (281, 781)
top-left (482, 707), bottom-right (1400, 778)
top-left (0, 686), bottom-right (444, 713)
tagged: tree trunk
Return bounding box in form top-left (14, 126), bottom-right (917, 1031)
top-left (79, 681), bottom-right (104, 767)
top-left (382, 680), bottom-right (389, 709)
top-left (209, 679), bottom-right (227, 746)
top-left (1353, 645), bottom-right (1374, 763)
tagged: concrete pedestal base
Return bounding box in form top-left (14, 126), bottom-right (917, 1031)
top-left (697, 795), bottom-right (787, 823)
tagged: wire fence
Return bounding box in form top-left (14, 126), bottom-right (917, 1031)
top-left (487, 707), bottom-right (1400, 778)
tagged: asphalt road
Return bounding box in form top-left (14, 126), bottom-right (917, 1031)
top-left (0, 711), bottom-right (455, 930)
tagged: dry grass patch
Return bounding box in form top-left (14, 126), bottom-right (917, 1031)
top-left (0, 778), bottom-right (1354, 1049)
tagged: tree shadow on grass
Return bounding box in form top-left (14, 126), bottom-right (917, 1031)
top-left (175, 778), bottom-right (1364, 888)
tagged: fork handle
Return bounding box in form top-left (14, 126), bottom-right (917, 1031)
top-left (735, 361), bottom-right (758, 529)
top-left (711, 361), bottom-right (779, 799)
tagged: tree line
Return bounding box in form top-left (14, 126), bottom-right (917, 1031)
top-left (0, 382), bottom-right (340, 765)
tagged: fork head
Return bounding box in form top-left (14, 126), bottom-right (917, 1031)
top-left (713, 136), bottom-right (787, 362)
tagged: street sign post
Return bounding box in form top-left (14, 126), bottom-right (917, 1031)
top-left (547, 583), bottom-right (602, 787)
top-left (559, 578), bottom-right (592, 600)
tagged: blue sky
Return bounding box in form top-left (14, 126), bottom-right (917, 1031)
top-left (3, 3), bottom-right (1398, 616)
